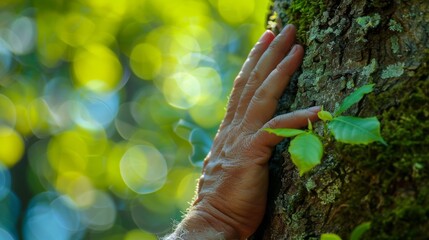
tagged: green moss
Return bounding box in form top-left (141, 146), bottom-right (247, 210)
top-left (361, 58), bottom-right (378, 78)
top-left (390, 36), bottom-right (400, 54)
top-left (305, 178), bottom-right (316, 191)
top-left (381, 62), bottom-right (405, 79)
top-left (284, 0), bottom-right (326, 44)
top-left (388, 19), bottom-right (403, 32)
top-left (317, 181), bottom-right (341, 205)
top-left (356, 14), bottom-right (381, 30)
top-left (334, 52), bottom-right (429, 238)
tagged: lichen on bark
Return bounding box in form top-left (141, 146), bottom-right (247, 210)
top-left (254, 0), bottom-right (429, 239)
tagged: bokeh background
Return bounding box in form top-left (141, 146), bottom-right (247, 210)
top-left (0, 0), bottom-right (270, 239)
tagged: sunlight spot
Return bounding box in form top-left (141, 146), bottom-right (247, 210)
top-left (120, 145), bottom-right (168, 194)
top-left (217, 0), bottom-right (255, 24)
top-left (175, 172), bottom-right (200, 211)
top-left (55, 172), bottom-right (94, 208)
top-left (23, 192), bottom-right (84, 240)
top-left (124, 229), bottom-right (157, 240)
top-left (78, 190), bottom-right (116, 231)
top-left (47, 130), bottom-right (88, 173)
top-left (162, 72), bottom-right (201, 109)
top-left (0, 126), bottom-right (24, 167)
top-left (28, 98), bottom-right (56, 138)
top-left (189, 100), bottom-right (226, 128)
top-left (73, 44), bottom-right (123, 92)
top-left (56, 13), bottom-right (95, 47)
top-left (130, 43), bottom-right (162, 80)
top-left (5, 16), bottom-right (36, 55)
top-left (191, 67), bottom-right (222, 105)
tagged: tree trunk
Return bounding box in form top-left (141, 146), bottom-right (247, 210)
top-left (252, 0), bottom-right (429, 239)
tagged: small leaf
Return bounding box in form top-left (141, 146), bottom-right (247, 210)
top-left (350, 222), bottom-right (371, 240)
top-left (289, 133), bottom-right (323, 176)
top-left (321, 233), bottom-right (342, 240)
top-left (308, 119), bottom-right (313, 131)
top-left (264, 128), bottom-right (305, 137)
top-left (318, 110), bottom-right (333, 121)
top-left (329, 116), bottom-right (387, 145)
top-left (335, 84), bottom-right (374, 116)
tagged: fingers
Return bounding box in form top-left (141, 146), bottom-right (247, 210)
top-left (243, 44), bottom-right (304, 128)
top-left (220, 30), bottom-right (275, 130)
top-left (232, 25), bottom-right (297, 124)
top-left (252, 106), bottom-right (321, 150)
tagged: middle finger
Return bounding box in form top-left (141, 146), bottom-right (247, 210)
top-left (232, 24), bottom-right (297, 124)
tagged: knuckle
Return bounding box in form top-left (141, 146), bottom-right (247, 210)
top-left (254, 86), bottom-right (270, 102)
top-left (265, 117), bottom-right (279, 129)
top-left (233, 75), bottom-right (247, 89)
top-left (275, 61), bottom-right (289, 73)
top-left (267, 38), bottom-right (280, 51)
top-left (249, 41), bottom-right (266, 58)
top-left (249, 68), bottom-right (261, 82)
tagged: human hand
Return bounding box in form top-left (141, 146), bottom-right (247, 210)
top-left (167, 25), bottom-right (320, 239)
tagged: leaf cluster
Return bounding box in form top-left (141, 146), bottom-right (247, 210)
top-left (265, 84), bottom-right (386, 176)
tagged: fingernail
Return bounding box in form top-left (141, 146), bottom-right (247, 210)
top-left (290, 44), bottom-right (299, 55)
top-left (307, 106), bottom-right (321, 113)
top-left (259, 30), bottom-right (272, 43)
top-left (281, 24), bottom-right (292, 34)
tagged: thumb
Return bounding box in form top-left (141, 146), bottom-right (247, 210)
top-left (253, 106), bottom-right (321, 149)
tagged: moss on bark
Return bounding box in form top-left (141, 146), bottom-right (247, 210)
top-left (255, 0), bottom-right (429, 239)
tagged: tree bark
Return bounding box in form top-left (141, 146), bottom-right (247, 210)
top-left (253, 0), bottom-right (429, 239)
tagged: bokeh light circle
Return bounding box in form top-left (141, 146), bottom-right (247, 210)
top-left (73, 44), bottom-right (123, 92)
top-left (0, 94), bottom-right (16, 127)
top-left (124, 229), bottom-right (157, 240)
top-left (0, 126), bottom-right (24, 167)
top-left (5, 16), bottom-right (36, 55)
top-left (130, 43), bottom-right (162, 80)
top-left (56, 13), bottom-right (95, 47)
top-left (23, 192), bottom-right (84, 240)
top-left (28, 98), bottom-right (56, 138)
top-left (78, 190), bottom-right (116, 231)
top-left (120, 145), bottom-right (168, 194)
top-left (72, 90), bottom-right (120, 129)
top-left (162, 72), bottom-right (201, 109)
top-left (217, 0), bottom-right (255, 24)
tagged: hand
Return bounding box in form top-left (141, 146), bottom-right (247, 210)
top-left (167, 25), bottom-right (320, 239)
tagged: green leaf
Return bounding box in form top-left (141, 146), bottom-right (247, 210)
top-left (289, 133), bottom-right (323, 176)
top-left (320, 233), bottom-right (342, 240)
top-left (318, 110), bottom-right (333, 121)
top-left (350, 222), bottom-right (371, 240)
top-left (264, 128), bottom-right (305, 137)
top-left (328, 116), bottom-right (387, 145)
top-left (335, 84), bottom-right (374, 116)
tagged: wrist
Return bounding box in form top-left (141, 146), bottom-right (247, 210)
top-left (168, 201), bottom-right (241, 240)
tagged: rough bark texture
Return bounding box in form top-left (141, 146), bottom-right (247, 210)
top-left (252, 0), bottom-right (429, 239)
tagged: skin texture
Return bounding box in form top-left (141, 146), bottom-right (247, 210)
top-left (165, 25), bottom-right (320, 240)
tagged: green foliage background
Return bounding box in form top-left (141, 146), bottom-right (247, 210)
top-left (0, 0), bottom-right (269, 239)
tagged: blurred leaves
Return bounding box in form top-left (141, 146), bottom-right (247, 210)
top-left (0, 0), bottom-right (269, 238)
